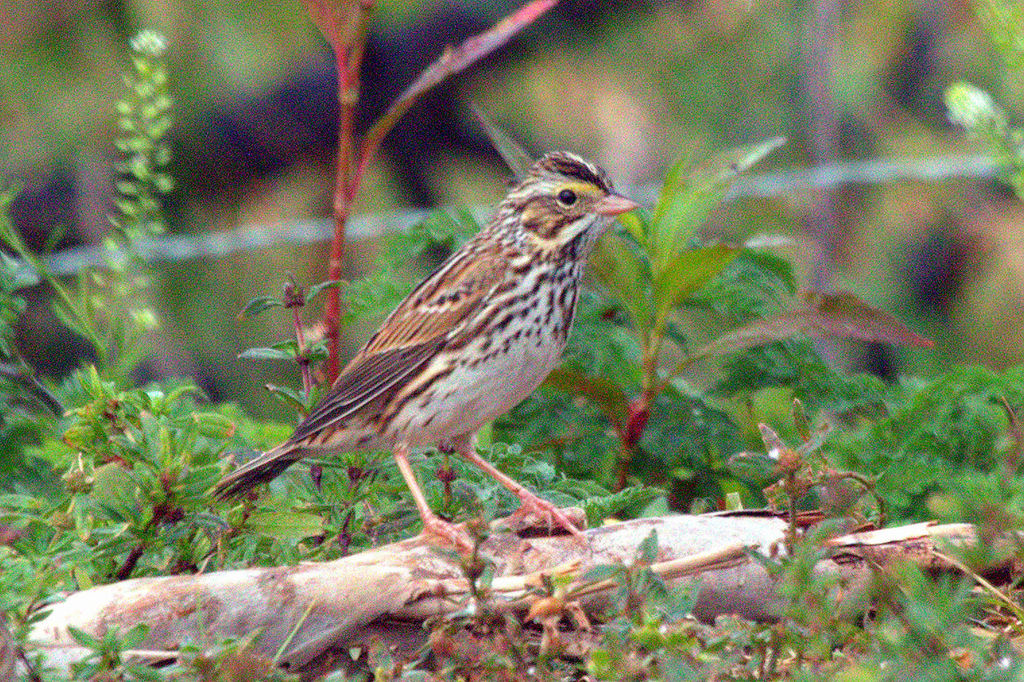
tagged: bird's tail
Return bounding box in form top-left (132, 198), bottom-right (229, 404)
top-left (213, 443), bottom-right (305, 499)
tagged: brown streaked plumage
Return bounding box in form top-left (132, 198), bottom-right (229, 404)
top-left (214, 151), bottom-right (638, 549)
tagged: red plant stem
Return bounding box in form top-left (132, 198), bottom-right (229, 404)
top-left (613, 334), bottom-right (659, 490)
top-left (615, 391), bottom-right (652, 492)
top-left (352, 0), bottom-right (560, 203)
top-left (321, 0), bottom-right (555, 383)
top-left (323, 0), bottom-right (375, 385)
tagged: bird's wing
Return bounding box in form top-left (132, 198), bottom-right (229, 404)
top-left (359, 247), bottom-right (508, 355)
top-left (288, 247), bottom-right (508, 442)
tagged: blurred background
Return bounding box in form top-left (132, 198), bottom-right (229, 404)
top-left (2, 0), bottom-right (1023, 419)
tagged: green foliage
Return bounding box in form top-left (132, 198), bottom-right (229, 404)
top-left (0, 32), bottom-right (174, 385)
top-left (4, 369), bottom-right (233, 581)
top-left (593, 139), bottom-right (785, 355)
top-left (854, 564), bottom-right (1022, 679)
top-left (68, 623), bottom-right (160, 680)
top-left (945, 81), bottom-right (1024, 199)
top-left (823, 364), bottom-right (1024, 522)
top-left (112, 30), bottom-right (174, 241)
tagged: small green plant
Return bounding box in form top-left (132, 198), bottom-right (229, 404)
top-left (945, 0), bottom-right (1024, 200)
top-left (946, 81), bottom-right (1024, 199)
top-left (67, 623), bottom-right (158, 680)
top-left (583, 531), bottom-right (701, 679)
top-left (238, 277), bottom-right (342, 412)
top-left (0, 30), bottom-right (173, 385)
top-left (729, 399), bottom-right (886, 548)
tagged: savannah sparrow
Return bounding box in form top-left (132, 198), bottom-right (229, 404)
top-left (214, 151), bottom-right (638, 549)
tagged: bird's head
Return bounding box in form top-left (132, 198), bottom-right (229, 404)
top-left (499, 151), bottom-right (638, 259)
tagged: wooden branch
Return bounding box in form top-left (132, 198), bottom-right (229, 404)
top-left (25, 515), bottom-right (1000, 677)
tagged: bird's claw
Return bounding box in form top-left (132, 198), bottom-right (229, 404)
top-left (419, 515), bottom-right (475, 552)
top-left (507, 493), bottom-right (587, 540)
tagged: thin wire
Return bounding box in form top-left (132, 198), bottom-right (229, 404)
top-left (724, 153), bottom-right (999, 199)
top-left (42, 154), bottom-right (1001, 276)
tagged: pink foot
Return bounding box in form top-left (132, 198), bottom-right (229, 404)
top-left (418, 515), bottom-right (475, 552)
top-left (508, 492), bottom-right (587, 540)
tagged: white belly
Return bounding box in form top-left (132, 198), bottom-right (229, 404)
top-left (383, 261), bottom-right (580, 448)
top-left (388, 324), bottom-right (566, 447)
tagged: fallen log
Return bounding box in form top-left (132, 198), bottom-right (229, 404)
top-left (26, 514), bottom-right (997, 677)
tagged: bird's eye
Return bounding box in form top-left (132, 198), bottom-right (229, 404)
top-left (557, 189), bottom-right (577, 206)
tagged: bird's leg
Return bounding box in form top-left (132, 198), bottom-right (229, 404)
top-left (445, 436), bottom-right (586, 539)
top-left (392, 443), bottom-right (473, 551)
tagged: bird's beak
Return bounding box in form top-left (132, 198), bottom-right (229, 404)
top-left (594, 193), bottom-right (639, 216)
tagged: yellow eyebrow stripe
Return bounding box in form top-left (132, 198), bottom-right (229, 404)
top-left (560, 181), bottom-right (600, 196)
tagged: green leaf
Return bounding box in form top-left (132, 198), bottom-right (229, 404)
top-left (248, 510), bottom-right (324, 540)
top-left (652, 244), bottom-right (738, 333)
top-left (193, 412), bottom-right (236, 439)
top-left (238, 347), bottom-right (296, 362)
top-left (237, 295), bottom-right (283, 320)
top-left (616, 208), bottom-right (648, 245)
top-left (589, 233), bottom-right (651, 328)
top-left (650, 137), bottom-right (784, 275)
top-left (305, 279), bottom-right (343, 305)
top-left (62, 425), bottom-right (95, 450)
top-left (0, 185), bottom-right (30, 255)
top-left (579, 564), bottom-right (622, 584)
top-left (51, 301), bottom-right (91, 343)
top-left (121, 623), bottom-right (150, 649)
top-left (265, 383), bottom-right (311, 412)
top-left (67, 625), bottom-right (100, 648)
top-left (976, 1), bottom-right (1024, 68)
top-left (581, 485), bottom-right (659, 525)
top-left (637, 529), bottom-right (659, 564)
top-left (727, 450), bottom-right (780, 484)
top-left (90, 463), bottom-right (137, 507)
top-left (165, 383), bottom-right (200, 405)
